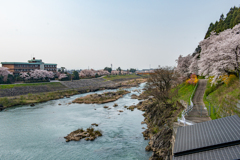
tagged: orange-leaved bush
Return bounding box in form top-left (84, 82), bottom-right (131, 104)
top-left (186, 74), bottom-right (198, 85)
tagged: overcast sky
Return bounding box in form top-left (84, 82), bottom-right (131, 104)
top-left (0, 0), bottom-right (239, 70)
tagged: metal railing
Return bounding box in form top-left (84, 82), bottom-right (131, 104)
top-left (178, 82), bottom-right (199, 125)
top-left (185, 82), bottom-right (199, 116)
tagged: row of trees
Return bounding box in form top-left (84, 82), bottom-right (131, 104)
top-left (77, 68), bottom-right (136, 78)
top-left (0, 66), bottom-right (138, 83)
top-left (0, 68), bottom-right (57, 83)
top-left (20, 70), bottom-right (55, 82)
top-left (104, 67), bottom-right (136, 74)
top-left (205, 6), bottom-right (240, 38)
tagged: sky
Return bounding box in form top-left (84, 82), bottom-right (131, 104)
top-left (0, 0), bottom-right (239, 70)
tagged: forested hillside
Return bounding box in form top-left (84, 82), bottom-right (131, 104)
top-left (205, 6), bottom-right (240, 38)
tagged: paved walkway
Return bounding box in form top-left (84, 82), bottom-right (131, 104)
top-left (185, 79), bottom-right (211, 123)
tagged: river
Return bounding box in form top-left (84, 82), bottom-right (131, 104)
top-left (0, 83), bottom-right (152, 160)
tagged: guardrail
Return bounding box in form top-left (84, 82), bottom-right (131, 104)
top-left (186, 82), bottom-right (198, 115)
top-left (178, 82), bottom-right (199, 125)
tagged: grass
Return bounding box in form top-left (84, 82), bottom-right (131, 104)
top-left (203, 79), bottom-right (240, 119)
top-left (103, 74), bottom-right (147, 81)
top-left (0, 82), bottom-right (64, 90)
top-left (0, 89), bottom-right (78, 108)
top-left (177, 83), bottom-right (196, 104)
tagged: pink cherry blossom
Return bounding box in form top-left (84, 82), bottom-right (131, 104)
top-left (198, 24), bottom-right (240, 83)
top-left (0, 67), bottom-right (13, 81)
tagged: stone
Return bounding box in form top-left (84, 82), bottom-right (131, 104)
top-left (145, 145), bottom-right (151, 151)
top-left (91, 123), bottom-right (98, 127)
top-left (103, 106), bottom-right (109, 108)
top-left (113, 103), bottom-right (118, 107)
top-left (30, 103), bottom-right (35, 107)
top-left (74, 137), bottom-right (81, 141)
top-left (141, 121), bottom-right (146, 124)
top-left (0, 104), bottom-right (4, 111)
top-left (118, 110), bottom-right (123, 112)
top-left (58, 103), bottom-right (61, 105)
top-left (142, 127), bottom-right (145, 129)
top-left (131, 94), bottom-right (138, 99)
top-left (144, 137), bottom-right (149, 140)
top-left (89, 137), bottom-right (95, 141)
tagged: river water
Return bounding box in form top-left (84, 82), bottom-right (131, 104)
top-left (0, 83), bottom-right (152, 160)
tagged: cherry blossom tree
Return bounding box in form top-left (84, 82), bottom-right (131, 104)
top-left (79, 69), bottom-right (96, 77)
top-left (58, 74), bottom-right (68, 80)
top-left (97, 70), bottom-right (110, 76)
top-left (111, 70), bottom-right (119, 75)
top-left (189, 54), bottom-right (199, 75)
top-left (0, 67), bottom-right (13, 81)
top-left (20, 70), bottom-right (55, 81)
top-left (79, 72), bottom-right (86, 77)
top-left (121, 71), bottom-right (127, 75)
top-left (198, 24), bottom-right (240, 83)
top-left (20, 72), bottom-right (30, 80)
top-left (175, 54), bottom-right (193, 77)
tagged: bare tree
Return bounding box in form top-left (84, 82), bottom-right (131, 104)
top-left (145, 66), bottom-right (181, 107)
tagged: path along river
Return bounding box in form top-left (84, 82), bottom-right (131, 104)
top-left (0, 83), bottom-right (152, 160)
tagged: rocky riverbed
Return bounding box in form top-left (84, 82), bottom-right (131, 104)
top-left (72, 90), bottom-right (130, 104)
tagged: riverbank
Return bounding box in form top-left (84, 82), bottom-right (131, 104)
top-left (0, 77), bottom-right (147, 98)
top-left (127, 82), bottom-right (197, 160)
top-left (0, 77), bottom-right (147, 110)
top-left (135, 95), bottom-right (184, 159)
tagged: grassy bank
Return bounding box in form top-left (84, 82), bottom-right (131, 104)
top-left (103, 74), bottom-right (147, 81)
top-left (0, 82), bottom-right (64, 90)
top-left (177, 83), bottom-right (196, 104)
top-left (0, 89), bottom-right (78, 108)
top-left (203, 79), bottom-right (240, 119)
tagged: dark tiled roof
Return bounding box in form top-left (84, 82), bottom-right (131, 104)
top-left (174, 144), bottom-right (240, 160)
top-left (173, 115), bottom-right (240, 159)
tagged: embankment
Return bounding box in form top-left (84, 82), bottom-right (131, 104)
top-left (203, 78), bottom-right (240, 119)
top-left (0, 83), bottom-right (67, 97)
top-left (133, 82), bottom-right (198, 160)
top-left (129, 90), bottom-right (184, 160)
top-left (0, 77), bottom-right (146, 109)
top-left (0, 77), bottom-right (145, 98)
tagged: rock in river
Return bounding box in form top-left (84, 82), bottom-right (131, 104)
top-left (64, 127), bottom-right (102, 142)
